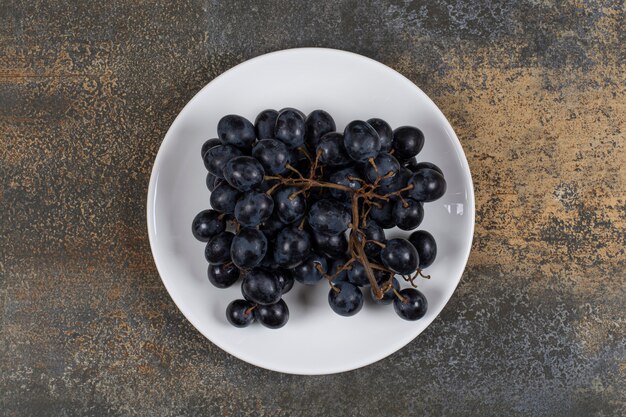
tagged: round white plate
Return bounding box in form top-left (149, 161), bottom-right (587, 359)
top-left (147, 48), bottom-right (474, 375)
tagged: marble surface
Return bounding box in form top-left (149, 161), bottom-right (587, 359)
top-left (1, 1), bottom-right (624, 416)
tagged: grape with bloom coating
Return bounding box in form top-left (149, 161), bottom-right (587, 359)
top-left (393, 288), bottom-right (428, 320)
top-left (343, 120), bottom-right (381, 162)
top-left (231, 228), bottom-right (267, 269)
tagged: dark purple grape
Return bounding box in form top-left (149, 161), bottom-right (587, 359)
top-left (347, 261), bottom-right (369, 286)
top-left (210, 183), bottom-right (240, 214)
top-left (217, 115), bottom-right (256, 149)
top-left (201, 138), bottom-right (222, 158)
top-left (393, 198), bottom-right (424, 230)
top-left (275, 269), bottom-right (294, 294)
top-left (362, 221), bottom-right (385, 257)
top-left (367, 201), bottom-right (396, 229)
top-left (203, 145), bottom-right (243, 178)
top-left (328, 282), bottom-right (363, 317)
top-left (312, 230), bottom-right (349, 259)
top-left (308, 199), bottom-right (351, 236)
top-left (226, 299), bottom-right (255, 327)
top-left (275, 109), bottom-right (305, 149)
top-left (392, 126), bottom-right (424, 160)
top-left (192, 209), bottom-right (226, 242)
top-left (292, 253), bottom-right (327, 285)
top-left (376, 167), bottom-right (411, 195)
top-left (255, 109), bottom-right (278, 139)
top-left (343, 120), bottom-right (381, 162)
top-left (231, 228), bottom-right (267, 269)
top-left (241, 268), bottom-right (282, 305)
top-left (328, 167), bottom-right (362, 202)
top-left (316, 132), bottom-right (350, 166)
top-left (380, 238), bottom-right (419, 275)
top-left (408, 230), bottom-right (437, 269)
top-left (259, 214), bottom-right (285, 240)
top-left (371, 277), bottom-right (399, 305)
top-left (208, 263), bottom-right (240, 288)
top-left (305, 110), bottom-right (336, 151)
top-left (255, 299), bottom-right (289, 329)
top-left (363, 153), bottom-right (401, 184)
top-left (406, 168), bottom-right (447, 202)
top-left (273, 186), bottom-right (306, 224)
top-left (393, 288), bottom-right (428, 320)
top-left (206, 173), bottom-right (223, 191)
top-left (273, 226), bottom-right (311, 268)
top-left (223, 156), bottom-right (265, 192)
top-left (367, 118), bottom-right (393, 152)
top-left (252, 139), bottom-right (292, 175)
top-left (204, 231), bottom-right (234, 264)
top-left (234, 191), bottom-right (274, 227)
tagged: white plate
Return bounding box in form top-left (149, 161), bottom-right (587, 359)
top-left (147, 48), bottom-right (474, 375)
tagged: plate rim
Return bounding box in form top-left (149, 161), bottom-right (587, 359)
top-left (146, 47), bottom-right (475, 375)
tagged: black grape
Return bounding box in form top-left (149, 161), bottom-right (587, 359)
top-left (275, 269), bottom-right (295, 294)
top-left (226, 299), bottom-right (255, 327)
top-left (259, 214), bottom-right (285, 241)
top-left (201, 138), bottom-right (222, 158)
top-left (367, 200), bottom-right (396, 229)
top-left (217, 115), bottom-right (256, 149)
top-left (292, 254), bottom-right (328, 285)
top-left (231, 228), bottom-right (267, 269)
top-left (273, 186), bottom-right (306, 224)
top-left (367, 118), bottom-right (393, 152)
top-left (234, 191), bottom-right (274, 227)
top-left (308, 199), bottom-right (351, 236)
top-left (380, 238), bottom-right (419, 275)
top-left (305, 110), bottom-right (336, 152)
top-left (275, 109), bottom-right (305, 149)
top-left (241, 268), bottom-right (282, 305)
top-left (328, 167), bottom-right (362, 202)
top-left (393, 288), bottom-right (428, 320)
top-left (252, 139), bottom-right (291, 175)
top-left (206, 173), bottom-right (223, 191)
top-left (392, 198), bottom-right (424, 230)
top-left (363, 153), bottom-right (400, 184)
top-left (273, 226), bottom-right (311, 268)
top-left (343, 120), bottom-right (381, 162)
top-left (316, 132), bottom-right (350, 166)
top-left (223, 156), bottom-right (265, 192)
top-left (328, 282), bottom-right (363, 317)
top-left (408, 230), bottom-right (437, 269)
top-left (392, 126), bottom-right (424, 160)
top-left (204, 231), bottom-right (234, 264)
top-left (255, 109), bottom-right (278, 140)
top-left (210, 182), bottom-right (240, 214)
top-left (203, 145), bottom-right (243, 178)
top-left (255, 299), bottom-right (289, 329)
top-left (208, 263), bottom-right (240, 288)
top-left (192, 209), bottom-right (226, 242)
top-left (406, 168), bottom-right (447, 202)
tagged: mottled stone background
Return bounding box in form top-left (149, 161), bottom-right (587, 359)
top-left (1, 0), bottom-right (624, 416)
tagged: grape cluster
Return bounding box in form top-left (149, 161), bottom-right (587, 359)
top-left (193, 109), bottom-right (446, 329)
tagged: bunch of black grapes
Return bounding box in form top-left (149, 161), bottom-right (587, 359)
top-left (192, 108), bottom-right (446, 329)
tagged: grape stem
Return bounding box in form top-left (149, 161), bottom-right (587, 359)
top-left (266, 164), bottom-right (424, 300)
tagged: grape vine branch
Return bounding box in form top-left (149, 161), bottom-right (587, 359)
top-left (264, 148), bottom-right (422, 300)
